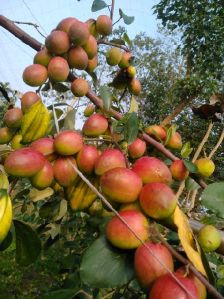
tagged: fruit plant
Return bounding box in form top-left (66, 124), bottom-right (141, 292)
top-left (0, 1), bottom-right (224, 298)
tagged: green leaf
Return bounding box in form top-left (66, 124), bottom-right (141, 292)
top-left (123, 32), bottom-right (132, 47)
top-left (80, 236), bottom-right (134, 288)
top-left (201, 183), bottom-right (224, 218)
top-left (124, 112), bottom-right (139, 144)
top-left (109, 38), bottom-right (126, 45)
top-left (200, 246), bottom-right (216, 286)
top-left (165, 124), bottom-right (177, 145)
top-left (63, 109), bottom-right (76, 130)
top-left (42, 289), bottom-right (77, 299)
top-left (54, 199), bottom-right (67, 221)
top-left (52, 83), bottom-right (70, 92)
top-left (99, 85), bottom-right (112, 110)
top-left (39, 200), bottom-right (60, 220)
top-left (185, 177), bottom-right (199, 191)
top-left (183, 160), bottom-right (198, 173)
top-left (119, 9), bottom-right (135, 25)
top-left (0, 231), bottom-right (13, 251)
top-left (14, 220), bottom-right (41, 266)
top-left (181, 142), bottom-right (193, 158)
top-left (91, 0), bottom-right (107, 12)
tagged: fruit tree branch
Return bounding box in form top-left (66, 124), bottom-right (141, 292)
top-left (110, 0), bottom-right (115, 22)
top-left (192, 122), bottom-right (214, 162)
top-left (208, 128), bottom-right (224, 159)
top-left (0, 15), bottom-right (42, 51)
top-left (0, 14), bottom-right (206, 191)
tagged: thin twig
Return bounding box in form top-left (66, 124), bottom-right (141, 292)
top-left (113, 16), bottom-right (122, 26)
top-left (187, 189), bottom-right (198, 214)
top-left (192, 122), bottom-right (214, 162)
top-left (52, 103), bottom-right (59, 134)
top-left (97, 39), bottom-right (130, 52)
top-left (12, 20), bottom-right (46, 38)
top-left (208, 128), bottom-right (224, 159)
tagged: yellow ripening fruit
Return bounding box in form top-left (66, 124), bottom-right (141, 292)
top-left (21, 100), bottom-right (50, 143)
top-left (0, 189), bottom-right (12, 243)
top-left (195, 158), bottom-right (215, 177)
top-left (66, 176), bottom-right (99, 211)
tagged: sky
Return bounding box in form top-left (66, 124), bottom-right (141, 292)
top-left (0, 0), bottom-right (159, 92)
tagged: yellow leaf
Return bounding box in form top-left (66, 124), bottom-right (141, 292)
top-left (128, 96), bottom-right (138, 113)
top-left (29, 187), bottom-right (53, 202)
top-left (174, 206), bottom-right (207, 276)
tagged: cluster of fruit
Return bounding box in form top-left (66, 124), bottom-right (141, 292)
top-left (0, 91), bottom-right (50, 146)
top-left (22, 15), bottom-right (141, 97)
top-left (0, 14), bottom-right (221, 299)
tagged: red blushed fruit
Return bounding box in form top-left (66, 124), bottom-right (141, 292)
top-left (132, 156), bottom-right (172, 185)
top-left (47, 57), bottom-right (69, 82)
top-left (106, 210), bottom-right (149, 249)
top-left (140, 182), bottom-right (177, 219)
top-left (82, 113), bottom-right (108, 137)
top-left (95, 148), bottom-right (126, 175)
top-left (149, 273), bottom-right (198, 299)
top-left (176, 267), bottom-right (206, 299)
top-left (4, 108), bottom-right (23, 129)
top-left (54, 130), bottom-right (83, 156)
top-left (170, 160), bottom-right (189, 181)
top-left (68, 20), bottom-right (90, 46)
top-left (167, 132), bottom-right (182, 150)
top-left (77, 144), bottom-right (99, 174)
top-left (100, 167), bottom-right (143, 203)
top-left (23, 64), bottom-right (48, 87)
top-left (53, 157), bottom-right (77, 187)
top-left (4, 148), bottom-right (45, 177)
top-left (128, 138), bottom-right (146, 159)
top-left (20, 91), bottom-right (40, 112)
top-left (45, 30), bottom-right (70, 55)
top-left (145, 125), bottom-right (167, 141)
top-left (56, 17), bottom-right (77, 33)
top-left (30, 160), bottom-right (54, 190)
top-left (31, 137), bottom-right (56, 162)
top-left (134, 241), bottom-right (174, 290)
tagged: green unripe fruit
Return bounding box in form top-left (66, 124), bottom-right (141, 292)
top-left (198, 224), bottom-right (221, 252)
top-left (106, 48), bottom-right (122, 66)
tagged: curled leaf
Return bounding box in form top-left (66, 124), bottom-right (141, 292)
top-left (174, 206), bottom-right (206, 276)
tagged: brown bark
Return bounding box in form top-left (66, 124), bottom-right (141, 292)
top-left (0, 15), bottom-right (42, 51)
